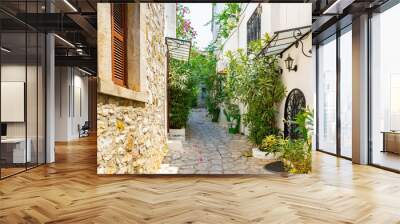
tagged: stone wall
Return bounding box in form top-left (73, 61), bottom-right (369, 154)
top-left (97, 3), bottom-right (168, 174)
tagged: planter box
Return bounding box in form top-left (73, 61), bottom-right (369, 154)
top-left (252, 147), bottom-right (280, 160)
top-left (169, 128), bottom-right (185, 141)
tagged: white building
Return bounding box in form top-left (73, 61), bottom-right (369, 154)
top-left (213, 3), bottom-right (313, 139)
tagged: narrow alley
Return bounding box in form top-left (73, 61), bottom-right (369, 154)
top-left (162, 109), bottom-right (273, 174)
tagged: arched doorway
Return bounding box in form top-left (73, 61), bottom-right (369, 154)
top-left (284, 88), bottom-right (306, 139)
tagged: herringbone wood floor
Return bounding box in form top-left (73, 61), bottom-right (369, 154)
top-left (1, 136), bottom-right (400, 224)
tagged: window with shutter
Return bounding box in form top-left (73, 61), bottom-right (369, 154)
top-left (111, 4), bottom-right (127, 86)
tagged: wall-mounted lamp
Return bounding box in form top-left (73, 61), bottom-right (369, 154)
top-left (284, 55), bottom-right (297, 72)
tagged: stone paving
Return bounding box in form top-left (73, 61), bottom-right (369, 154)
top-left (162, 108), bottom-right (274, 174)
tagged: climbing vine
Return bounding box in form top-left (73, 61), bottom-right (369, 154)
top-left (210, 3), bottom-right (241, 48)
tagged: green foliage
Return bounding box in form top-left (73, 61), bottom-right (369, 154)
top-left (223, 103), bottom-right (240, 133)
top-left (294, 107), bottom-right (314, 142)
top-left (261, 135), bottom-right (284, 156)
top-left (168, 59), bottom-right (195, 129)
top-left (214, 3), bottom-right (241, 39)
top-left (281, 138), bottom-right (311, 174)
top-left (205, 74), bottom-right (223, 122)
top-left (261, 136), bottom-right (311, 174)
top-left (261, 110), bottom-right (314, 174)
top-left (200, 52), bottom-right (222, 122)
top-left (208, 3), bottom-right (241, 50)
top-left (225, 34), bottom-right (286, 146)
top-left (189, 50), bottom-right (216, 85)
top-left (223, 103), bottom-right (240, 122)
top-left (284, 108), bottom-right (314, 174)
top-left (169, 49), bottom-right (218, 128)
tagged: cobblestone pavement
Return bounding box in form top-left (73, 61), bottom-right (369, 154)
top-left (162, 108), bottom-right (274, 174)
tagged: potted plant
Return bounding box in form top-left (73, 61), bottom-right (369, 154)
top-left (280, 138), bottom-right (311, 174)
top-left (259, 135), bottom-right (285, 159)
top-left (280, 108), bottom-right (314, 174)
top-left (168, 59), bottom-right (194, 140)
top-left (224, 36), bottom-right (286, 155)
top-left (223, 103), bottom-right (240, 134)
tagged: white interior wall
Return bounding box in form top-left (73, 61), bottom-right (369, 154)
top-left (1, 63), bottom-right (46, 162)
top-left (55, 67), bottom-right (89, 141)
top-left (1, 65), bottom-right (31, 138)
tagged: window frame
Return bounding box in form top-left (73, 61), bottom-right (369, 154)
top-left (247, 6), bottom-right (261, 48)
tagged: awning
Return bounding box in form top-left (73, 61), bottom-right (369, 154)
top-left (165, 37), bottom-right (191, 62)
top-left (259, 25), bottom-right (311, 57)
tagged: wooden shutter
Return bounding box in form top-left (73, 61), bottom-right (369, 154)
top-left (111, 4), bottom-right (127, 86)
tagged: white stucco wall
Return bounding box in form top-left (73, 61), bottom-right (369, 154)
top-left (217, 3), bottom-right (311, 72)
top-left (164, 3), bottom-right (176, 38)
top-left (216, 3), bottom-right (312, 136)
top-left (277, 34), bottom-right (314, 130)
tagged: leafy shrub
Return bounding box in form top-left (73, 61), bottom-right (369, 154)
top-left (261, 109), bottom-right (314, 174)
top-left (203, 61), bottom-right (223, 122)
top-left (294, 107), bottom-right (314, 142)
top-left (168, 59), bottom-right (195, 129)
top-left (281, 139), bottom-right (311, 174)
top-left (209, 3), bottom-right (241, 47)
top-left (223, 102), bottom-right (240, 133)
top-left (225, 35), bottom-right (286, 146)
top-left (261, 135), bottom-right (284, 156)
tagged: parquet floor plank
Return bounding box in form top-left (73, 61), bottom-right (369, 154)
top-left (0, 136), bottom-right (400, 223)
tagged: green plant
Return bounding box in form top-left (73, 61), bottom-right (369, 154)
top-left (280, 109), bottom-right (314, 174)
top-left (261, 134), bottom-right (312, 174)
top-left (294, 107), bottom-right (314, 142)
top-left (168, 59), bottom-right (195, 129)
top-left (281, 139), bottom-right (311, 174)
top-left (206, 3), bottom-right (241, 50)
top-left (203, 62), bottom-right (223, 123)
top-left (261, 135), bottom-right (284, 156)
top-left (168, 48), bottom-right (219, 128)
top-left (225, 34), bottom-right (286, 146)
top-left (206, 94), bottom-right (221, 122)
top-left (223, 103), bottom-right (240, 134)
top-left (213, 3), bottom-right (241, 40)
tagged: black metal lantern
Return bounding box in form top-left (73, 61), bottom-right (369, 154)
top-left (284, 55), bottom-right (297, 72)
